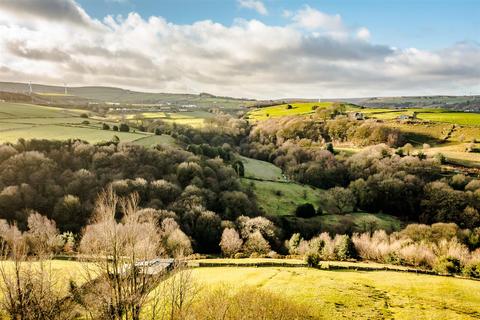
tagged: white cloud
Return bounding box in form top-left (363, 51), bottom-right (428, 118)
top-left (238, 0), bottom-right (268, 16)
top-left (292, 6), bottom-right (344, 32)
top-left (0, 0), bottom-right (478, 99)
top-left (356, 27), bottom-right (371, 41)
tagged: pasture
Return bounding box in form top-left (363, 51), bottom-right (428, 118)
top-left (191, 266), bottom-right (480, 319)
top-left (108, 110), bottom-right (214, 128)
top-left (0, 102), bottom-right (179, 146)
top-left (242, 179), bottom-right (324, 216)
top-left (2, 260), bottom-right (479, 319)
top-left (247, 102), bottom-right (334, 120)
top-left (239, 155), bottom-right (284, 181)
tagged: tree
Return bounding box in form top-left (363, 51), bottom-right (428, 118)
top-left (78, 188), bottom-right (165, 320)
top-left (295, 203), bottom-right (316, 218)
top-left (119, 123), bottom-right (129, 132)
top-left (220, 228), bottom-right (243, 257)
top-left (232, 160), bottom-right (245, 177)
top-left (325, 187), bottom-right (356, 214)
top-left (25, 211), bottom-right (63, 256)
top-left (243, 231), bottom-right (270, 255)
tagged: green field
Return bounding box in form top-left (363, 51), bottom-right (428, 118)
top-left (109, 110), bottom-right (214, 128)
top-left (0, 101), bottom-right (182, 145)
top-left (131, 134), bottom-right (177, 147)
top-left (247, 102), bottom-right (334, 120)
top-left (242, 179), bottom-right (324, 216)
top-left (3, 260), bottom-right (480, 319)
top-left (239, 155), bottom-right (285, 181)
top-left (191, 266), bottom-right (480, 319)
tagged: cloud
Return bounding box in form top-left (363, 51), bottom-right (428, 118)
top-left (292, 6), bottom-right (344, 33)
top-left (0, 1), bottom-right (478, 98)
top-left (0, 0), bottom-right (96, 27)
top-left (356, 27), bottom-right (371, 41)
top-left (238, 0), bottom-right (268, 16)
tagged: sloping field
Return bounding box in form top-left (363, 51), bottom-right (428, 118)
top-left (0, 102), bottom-right (149, 143)
top-left (192, 266), bottom-right (480, 319)
top-left (247, 102), bottom-right (334, 120)
top-left (239, 155), bottom-right (284, 181)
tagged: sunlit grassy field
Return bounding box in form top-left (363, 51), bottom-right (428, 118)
top-left (191, 266), bottom-right (480, 319)
top-left (2, 260), bottom-right (479, 319)
top-left (239, 155), bottom-right (285, 181)
top-left (0, 101), bottom-right (177, 145)
top-left (247, 102), bottom-right (334, 120)
top-left (241, 179), bottom-right (324, 216)
top-left (109, 110), bottom-right (214, 128)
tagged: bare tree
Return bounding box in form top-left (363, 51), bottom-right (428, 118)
top-left (0, 222), bottom-right (73, 320)
top-left (146, 263), bottom-right (199, 320)
top-left (77, 188), bottom-right (166, 320)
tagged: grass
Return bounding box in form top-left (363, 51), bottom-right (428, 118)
top-left (238, 155), bottom-right (284, 181)
top-left (315, 212), bottom-right (402, 232)
top-left (247, 102), bottom-right (334, 120)
top-left (131, 134), bottom-right (177, 147)
top-left (242, 179), bottom-right (324, 216)
top-left (0, 101), bottom-right (155, 144)
top-left (0, 260), bottom-right (89, 295)
top-left (109, 111), bottom-right (214, 128)
top-left (191, 266), bottom-right (480, 319)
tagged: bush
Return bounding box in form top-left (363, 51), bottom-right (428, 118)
top-left (119, 123), bottom-right (129, 132)
top-left (462, 261), bottom-right (480, 278)
top-left (295, 203), bottom-right (316, 218)
top-left (305, 252), bottom-right (320, 267)
top-left (434, 256), bottom-right (462, 274)
top-left (80, 113), bottom-right (89, 118)
top-left (112, 125), bottom-right (119, 131)
top-left (102, 123), bottom-right (110, 130)
top-left (334, 235), bottom-right (357, 260)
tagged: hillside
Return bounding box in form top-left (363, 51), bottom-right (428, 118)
top-left (348, 95), bottom-right (480, 112)
top-left (0, 81), bottom-right (253, 109)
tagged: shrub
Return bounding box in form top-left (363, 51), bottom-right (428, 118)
top-left (102, 123), bottom-right (110, 130)
top-left (334, 235), bottom-right (357, 260)
top-left (119, 123), bottom-right (130, 132)
top-left (434, 256), bottom-right (462, 274)
top-left (463, 261), bottom-right (480, 278)
top-left (288, 233), bottom-right (302, 255)
top-left (112, 125), bottom-right (119, 131)
top-left (305, 252), bottom-right (320, 267)
top-left (295, 203), bottom-right (316, 218)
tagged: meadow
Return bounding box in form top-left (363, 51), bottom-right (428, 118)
top-left (247, 102), bottom-right (334, 120)
top-left (190, 266), bottom-right (480, 319)
top-left (0, 102), bottom-right (176, 147)
top-left (2, 259), bottom-right (478, 319)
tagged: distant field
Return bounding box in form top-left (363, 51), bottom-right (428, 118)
top-left (191, 266), bottom-right (480, 319)
top-left (108, 110), bottom-right (214, 128)
top-left (0, 102), bottom-right (153, 144)
top-left (131, 134), bottom-right (177, 147)
top-left (239, 155), bottom-right (285, 181)
top-left (247, 102), bottom-right (334, 120)
top-left (242, 179), bottom-right (324, 216)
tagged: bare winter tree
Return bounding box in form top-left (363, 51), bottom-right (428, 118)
top-left (0, 221), bottom-right (74, 320)
top-left (146, 262), bottom-right (199, 320)
top-left (77, 188), bottom-right (167, 320)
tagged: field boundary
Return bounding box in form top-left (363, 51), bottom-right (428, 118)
top-left (189, 259), bottom-right (480, 281)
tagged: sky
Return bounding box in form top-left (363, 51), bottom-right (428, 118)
top-left (0, 0), bottom-right (478, 99)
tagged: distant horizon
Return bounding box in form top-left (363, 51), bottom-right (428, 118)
top-left (1, 80), bottom-right (479, 102)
